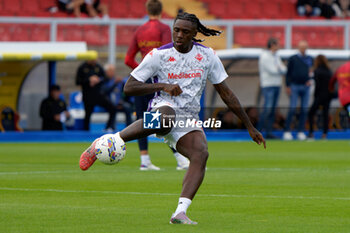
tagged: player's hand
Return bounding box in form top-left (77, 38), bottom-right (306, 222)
top-left (163, 84), bottom-right (183, 96)
top-left (248, 127), bottom-right (266, 149)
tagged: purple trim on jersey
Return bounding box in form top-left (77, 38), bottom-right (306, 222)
top-left (147, 99), bottom-right (153, 112)
top-left (157, 43), bottom-right (174, 50)
top-left (147, 76), bottom-right (159, 111)
top-left (153, 76), bottom-right (160, 97)
top-left (193, 41), bottom-right (209, 48)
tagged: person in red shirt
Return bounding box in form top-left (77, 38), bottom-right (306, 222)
top-left (125, 0), bottom-right (189, 171)
top-left (330, 61), bottom-right (350, 118)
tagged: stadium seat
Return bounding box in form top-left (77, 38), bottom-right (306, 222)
top-left (3, 0), bottom-right (21, 14)
top-left (261, 1), bottom-right (280, 19)
top-left (243, 2), bottom-right (262, 19)
top-left (11, 25), bottom-right (30, 41)
top-left (109, 1), bottom-right (128, 18)
top-left (69, 91), bottom-right (84, 109)
top-left (129, 1), bottom-right (147, 18)
top-left (38, 0), bottom-right (56, 11)
top-left (234, 27), bottom-right (254, 47)
top-left (21, 0), bottom-right (40, 14)
top-left (0, 24), bottom-right (11, 41)
top-left (58, 25), bottom-right (84, 42)
top-left (226, 1), bottom-right (244, 19)
top-left (31, 24), bottom-right (50, 41)
top-left (84, 25), bottom-right (105, 46)
top-left (209, 1), bottom-right (226, 18)
top-left (280, 1), bottom-right (296, 19)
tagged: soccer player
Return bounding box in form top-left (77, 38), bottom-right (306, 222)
top-left (329, 60), bottom-right (350, 118)
top-left (125, 0), bottom-right (189, 171)
top-left (80, 12), bottom-right (266, 224)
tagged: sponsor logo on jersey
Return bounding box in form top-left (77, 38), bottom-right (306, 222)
top-left (168, 69), bottom-right (203, 80)
top-left (168, 56), bottom-right (176, 62)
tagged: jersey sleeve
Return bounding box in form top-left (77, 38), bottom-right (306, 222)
top-left (207, 49), bottom-right (228, 84)
top-left (125, 32), bottom-right (140, 69)
top-left (130, 49), bottom-right (159, 82)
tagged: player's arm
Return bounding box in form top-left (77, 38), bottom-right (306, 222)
top-left (125, 33), bottom-right (140, 69)
top-left (214, 81), bottom-right (266, 148)
top-left (124, 76), bottom-right (182, 96)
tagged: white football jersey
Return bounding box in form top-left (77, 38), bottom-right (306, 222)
top-left (131, 42), bottom-right (228, 117)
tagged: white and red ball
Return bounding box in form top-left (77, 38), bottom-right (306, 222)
top-left (95, 133), bottom-right (126, 165)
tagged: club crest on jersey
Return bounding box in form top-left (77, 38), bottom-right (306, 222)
top-left (168, 69), bottom-right (204, 80)
top-left (168, 56), bottom-right (176, 62)
top-left (195, 53), bottom-right (203, 61)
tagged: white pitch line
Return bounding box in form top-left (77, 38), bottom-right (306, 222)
top-left (0, 170), bottom-right (78, 175)
top-left (1, 187), bottom-right (350, 201)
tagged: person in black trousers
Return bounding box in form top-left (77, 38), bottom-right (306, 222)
top-left (76, 60), bottom-right (117, 131)
top-left (308, 55), bottom-right (332, 139)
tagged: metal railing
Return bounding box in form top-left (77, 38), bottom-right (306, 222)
top-left (0, 17), bottom-right (349, 63)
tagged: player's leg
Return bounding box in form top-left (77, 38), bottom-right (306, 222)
top-left (307, 98), bottom-right (319, 138)
top-left (97, 95), bottom-right (117, 131)
top-left (83, 100), bottom-right (95, 131)
top-left (170, 130), bottom-right (208, 224)
top-left (134, 95), bottom-right (159, 170)
top-left (321, 100), bottom-right (330, 138)
top-left (345, 103), bottom-right (350, 118)
top-left (283, 85), bottom-right (298, 140)
top-left (297, 85), bottom-right (310, 140)
top-left (169, 147), bottom-right (190, 170)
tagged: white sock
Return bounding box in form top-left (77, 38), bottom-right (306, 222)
top-left (141, 154), bottom-right (151, 166)
top-left (173, 152), bottom-right (189, 166)
top-left (174, 197), bottom-right (192, 216)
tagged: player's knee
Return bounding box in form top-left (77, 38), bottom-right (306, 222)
top-left (191, 149), bottom-right (209, 166)
top-left (157, 106), bottom-right (176, 135)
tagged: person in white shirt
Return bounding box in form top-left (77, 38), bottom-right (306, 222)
top-left (79, 12), bottom-right (266, 224)
top-left (258, 38), bottom-right (286, 139)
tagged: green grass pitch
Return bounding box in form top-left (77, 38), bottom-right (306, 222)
top-left (1, 140), bottom-right (350, 233)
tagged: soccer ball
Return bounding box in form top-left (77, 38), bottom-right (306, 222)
top-left (95, 133), bottom-right (126, 165)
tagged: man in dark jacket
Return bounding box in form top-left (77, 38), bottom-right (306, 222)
top-left (283, 40), bottom-right (313, 140)
top-left (76, 60), bottom-right (117, 131)
top-left (40, 85), bottom-right (69, 130)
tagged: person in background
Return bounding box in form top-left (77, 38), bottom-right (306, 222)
top-left (319, 0), bottom-right (337, 18)
top-left (329, 60), bottom-right (350, 120)
top-left (40, 85), bottom-right (70, 130)
top-left (57, 0), bottom-right (84, 17)
top-left (258, 38), bottom-right (287, 139)
top-left (102, 64), bottom-right (133, 127)
top-left (76, 60), bottom-right (117, 131)
top-left (283, 40), bottom-right (313, 140)
top-left (308, 55), bottom-right (333, 139)
top-left (125, 0), bottom-right (189, 171)
top-left (333, 0), bottom-right (350, 17)
top-left (82, 0), bottom-right (109, 20)
top-left (297, 0), bottom-right (321, 17)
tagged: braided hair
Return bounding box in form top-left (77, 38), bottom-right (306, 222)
top-left (175, 12), bottom-right (222, 42)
